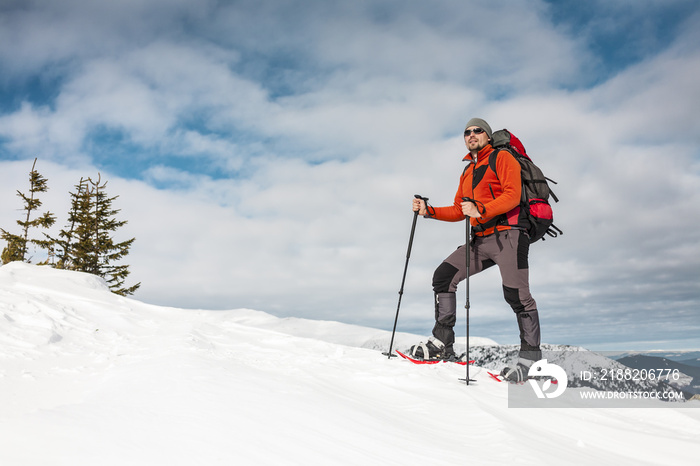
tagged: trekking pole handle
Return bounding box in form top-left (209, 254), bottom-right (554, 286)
top-left (413, 194), bottom-right (429, 217)
top-left (461, 197), bottom-right (482, 219)
top-left (462, 197), bottom-right (473, 216)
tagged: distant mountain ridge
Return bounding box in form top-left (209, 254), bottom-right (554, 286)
top-left (680, 358), bottom-right (700, 368)
top-left (611, 351), bottom-right (700, 363)
top-left (616, 355), bottom-right (700, 396)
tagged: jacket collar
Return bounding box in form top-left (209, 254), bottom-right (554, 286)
top-left (462, 144), bottom-right (494, 163)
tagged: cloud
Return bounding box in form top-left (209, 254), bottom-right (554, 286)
top-left (0, 0), bottom-right (699, 350)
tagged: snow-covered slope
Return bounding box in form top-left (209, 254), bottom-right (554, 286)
top-left (1, 262), bottom-right (699, 465)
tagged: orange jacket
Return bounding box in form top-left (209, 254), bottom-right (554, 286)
top-left (428, 144), bottom-right (522, 236)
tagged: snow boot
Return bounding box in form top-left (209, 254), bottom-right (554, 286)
top-left (501, 354), bottom-right (543, 383)
top-left (500, 362), bottom-right (531, 383)
top-left (409, 337), bottom-right (455, 361)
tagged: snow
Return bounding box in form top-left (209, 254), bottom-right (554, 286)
top-left (1, 262), bottom-right (699, 465)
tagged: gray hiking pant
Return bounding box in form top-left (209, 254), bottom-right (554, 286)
top-left (431, 229), bottom-right (540, 357)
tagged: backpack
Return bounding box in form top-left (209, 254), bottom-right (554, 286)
top-left (488, 129), bottom-right (562, 243)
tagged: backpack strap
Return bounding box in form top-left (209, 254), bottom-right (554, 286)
top-left (487, 147), bottom-right (517, 179)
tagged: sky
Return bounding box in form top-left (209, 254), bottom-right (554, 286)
top-left (0, 0), bottom-right (699, 351)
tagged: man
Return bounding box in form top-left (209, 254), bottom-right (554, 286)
top-left (410, 117), bottom-right (541, 382)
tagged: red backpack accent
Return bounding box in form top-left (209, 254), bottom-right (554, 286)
top-left (506, 132), bottom-right (529, 160)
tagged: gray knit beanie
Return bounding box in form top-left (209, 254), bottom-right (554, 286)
top-left (464, 118), bottom-right (493, 140)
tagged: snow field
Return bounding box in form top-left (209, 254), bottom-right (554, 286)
top-left (1, 262), bottom-right (699, 465)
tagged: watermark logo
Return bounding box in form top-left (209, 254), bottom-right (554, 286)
top-left (508, 350), bottom-right (693, 408)
top-left (527, 359), bottom-right (568, 399)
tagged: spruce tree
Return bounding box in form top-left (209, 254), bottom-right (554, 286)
top-left (55, 174), bottom-right (140, 296)
top-left (0, 233), bottom-right (24, 264)
top-left (54, 177), bottom-right (92, 271)
top-left (89, 175), bottom-right (140, 296)
top-left (1, 158), bottom-right (56, 264)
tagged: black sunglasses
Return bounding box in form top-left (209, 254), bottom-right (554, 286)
top-left (464, 127), bottom-right (486, 136)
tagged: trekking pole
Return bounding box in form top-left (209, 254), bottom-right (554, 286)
top-left (384, 194), bottom-right (428, 359)
top-left (461, 197), bottom-right (477, 384)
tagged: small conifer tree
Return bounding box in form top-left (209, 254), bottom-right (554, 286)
top-left (54, 177), bottom-right (91, 271)
top-left (1, 158), bottom-right (56, 264)
top-left (89, 175), bottom-right (140, 295)
top-left (55, 174), bottom-right (140, 295)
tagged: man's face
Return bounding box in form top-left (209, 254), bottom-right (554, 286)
top-left (464, 126), bottom-right (489, 152)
